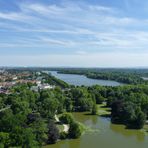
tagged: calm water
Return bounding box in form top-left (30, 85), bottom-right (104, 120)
top-left (49, 71), bottom-right (122, 86)
top-left (45, 71), bottom-right (148, 148)
top-left (45, 112), bottom-right (148, 148)
top-left (142, 77), bottom-right (148, 80)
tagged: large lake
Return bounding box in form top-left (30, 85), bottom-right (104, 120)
top-left (49, 71), bottom-right (122, 86)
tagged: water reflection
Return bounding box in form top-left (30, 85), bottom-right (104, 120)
top-left (49, 71), bottom-right (122, 86)
top-left (110, 123), bottom-right (145, 142)
top-left (45, 113), bottom-right (148, 148)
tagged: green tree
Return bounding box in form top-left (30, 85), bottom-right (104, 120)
top-left (91, 103), bottom-right (98, 115)
top-left (59, 113), bottom-right (74, 124)
top-left (47, 120), bottom-right (59, 144)
top-left (0, 132), bottom-right (10, 147)
top-left (69, 122), bottom-right (82, 139)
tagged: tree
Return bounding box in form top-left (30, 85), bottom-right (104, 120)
top-left (0, 132), bottom-right (10, 147)
top-left (31, 120), bottom-right (47, 146)
top-left (59, 113), bottom-right (74, 124)
top-left (65, 98), bottom-right (73, 112)
top-left (47, 120), bottom-right (59, 144)
top-left (127, 107), bottom-right (146, 129)
top-left (111, 100), bottom-right (124, 123)
top-left (91, 103), bottom-right (98, 115)
top-left (40, 97), bottom-right (58, 118)
top-left (95, 93), bottom-right (105, 104)
top-left (22, 128), bottom-right (39, 148)
top-left (69, 121), bottom-right (82, 139)
top-left (10, 127), bottom-right (38, 147)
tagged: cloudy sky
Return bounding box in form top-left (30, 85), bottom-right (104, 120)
top-left (0, 0), bottom-right (148, 67)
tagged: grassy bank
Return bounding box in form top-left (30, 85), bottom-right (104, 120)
top-left (97, 103), bottom-right (111, 116)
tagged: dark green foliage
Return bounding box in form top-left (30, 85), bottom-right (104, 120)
top-left (60, 132), bottom-right (68, 139)
top-left (47, 120), bottom-right (59, 144)
top-left (65, 98), bottom-right (73, 112)
top-left (111, 95), bottom-right (147, 129)
top-left (0, 132), bottom-right (10, 147)
top-left (95, 94), bottom-right (105, 104)
top-left (91, 103), bottom-right (98, 115)
top-left (134, 109), bottom-right (146, 129)
top-left (70, 87), bottom-right (94, 111)
top-left (69, 122), bottom-right (82, 139)
top-left (59, 113), bottom-right (74, 124)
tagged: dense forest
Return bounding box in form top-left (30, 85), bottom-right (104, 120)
top-left (0, 69), bottom-right (148, 147)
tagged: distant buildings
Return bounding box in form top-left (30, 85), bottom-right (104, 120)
top-left (39, 84), bottom-right (54, 90)
top-left (0, 70), bottom-right (55, 94)
top-left (0, 69), bottom-right (5, 73)
top-left (31, 83), bottom-right (55, 92)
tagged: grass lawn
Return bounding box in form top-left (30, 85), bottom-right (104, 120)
top-left (97, 103), bottom-right (111, 116)
top-left (143, 124), bottom-right (148, 133)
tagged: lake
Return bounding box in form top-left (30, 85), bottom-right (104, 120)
top-left (49, 71), bottom-right (122, 86)
top-left (45, 112), bottom-right (148, 148)
top-left (142, 77), bottom-right (148, 81)
top-left (45, 71), bottom-right (148, 148)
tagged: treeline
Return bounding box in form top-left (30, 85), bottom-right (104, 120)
top-left (86, 72), bottom-right (144, 84)
top-left (42, 72), bottom-right (69, 88)
top-left (5, 67), bottom-right (148, 77)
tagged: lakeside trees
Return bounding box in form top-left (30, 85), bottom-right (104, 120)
top-left (111, 100), bottom-right (146, 129)
top-left (106, 85), bottom-right (148, 129)
top-left (69, 121), bottom-right (82, 139)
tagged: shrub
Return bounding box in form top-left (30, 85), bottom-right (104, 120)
top-left (69, 122), bottom-right (82, 139)
top-left (59, 113), bottom-right (74, 124)
top-left (60, 132), bottom-right (68, 139)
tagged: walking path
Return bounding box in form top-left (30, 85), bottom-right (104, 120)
top-left (55, 115), bottom-right (69, 133)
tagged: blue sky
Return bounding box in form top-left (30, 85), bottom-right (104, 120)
top-left (0, 0), bottom-right (148, 67)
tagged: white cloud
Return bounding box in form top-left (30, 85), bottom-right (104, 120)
top-left (41, 38), bottom-right (75, 46)
top-left (0, 52), bottom-right (148, 67)
top-left (0, 0), bottom-right (148, 67)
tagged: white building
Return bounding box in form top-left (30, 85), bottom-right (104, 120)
top-left (12, 77), bottom-right (18, 80)
top-left (31, 84), bottom-right (55, 92)
top-left (39, 84), bottom-right (54, 90)
top-left (30, 86), bottom-right (39, 92)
